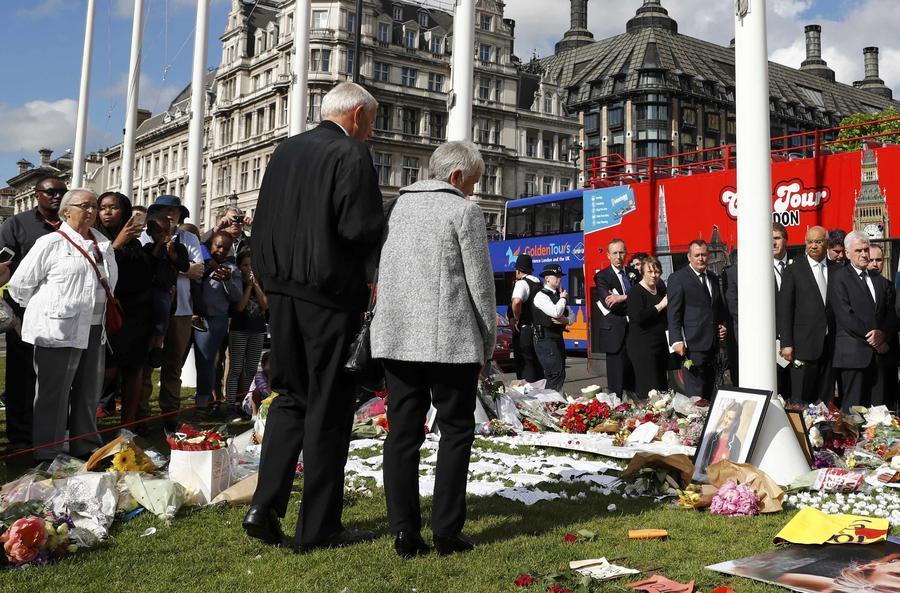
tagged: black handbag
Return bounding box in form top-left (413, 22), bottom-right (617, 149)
top-left (343, 199), bottom-right (396, 385)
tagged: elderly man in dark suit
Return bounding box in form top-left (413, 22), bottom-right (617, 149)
top-left (243, 82), bottom-right (384, 552)
top-left (778, 226), bottom-right (836, 405)
top-left (593, 238), bottom-right (636, 397)
top-left (830, 230), bottom-right (897, 411)
top-left (667, 239), bottom-right (727, 399)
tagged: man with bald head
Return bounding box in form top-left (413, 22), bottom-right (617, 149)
top-left (778, 226), bottom-right (837, 404)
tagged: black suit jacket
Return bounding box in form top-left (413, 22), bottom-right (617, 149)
top-left (667, 265), bottom-right (723, 355)
top-left (593, 265), bottom-right (633, 352)
top-left (252, 121), bottom-right (384, 311)
top-left (721, 261), bottom-right (785, 343)
top-left (830, 264), bottom-right (897, 369)
top-left (777, 257), bottom-right (835, 360)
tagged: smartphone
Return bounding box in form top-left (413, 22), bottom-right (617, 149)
top-left (0, 247), bottom-right (13, 264)
top-left (131, 211), bottom-right (147, 227)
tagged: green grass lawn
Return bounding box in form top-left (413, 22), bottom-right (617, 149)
top-left (0, 356), bottom-right (802, 593)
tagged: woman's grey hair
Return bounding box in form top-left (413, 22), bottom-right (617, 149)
top-left (844, 229), bottom-right (869, 251)
top-left (429, 141), bottom-right (485, 182)
top-left (59, 188), bottom-right (97, 213)
top-left (320, 82), bottom-right (377, 118)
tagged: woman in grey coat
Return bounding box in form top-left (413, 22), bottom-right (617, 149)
top-left (371, 141), bottom-right (496, 558)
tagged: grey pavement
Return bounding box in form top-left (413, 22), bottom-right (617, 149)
top-left (499, 354), bottom-right (609, 395)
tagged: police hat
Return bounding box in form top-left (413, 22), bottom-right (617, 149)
top-left (514, 253), bottom-right (534, 274)
top-left (539, 264), bottom-right (565, 277)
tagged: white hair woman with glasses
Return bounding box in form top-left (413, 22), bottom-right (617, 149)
top-left (8, 188), bottom-right (118, 462)
top-left (371, 141), bottom-right (496, 559)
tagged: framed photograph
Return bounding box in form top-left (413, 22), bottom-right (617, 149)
top-left (691, 386), bottom-right (771, 483)
top-left (786, 409), bottom-right (815, 468)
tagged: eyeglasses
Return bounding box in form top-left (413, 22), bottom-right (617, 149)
top-left (70, 203), bottom-right (99, 212)
top-left (38, 188), bottom-right (66, 197)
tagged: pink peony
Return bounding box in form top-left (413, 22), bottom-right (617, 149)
top-left (1, 517), bottom-right (47, 564)
top-left (709, 480), bottom-right (760, 517)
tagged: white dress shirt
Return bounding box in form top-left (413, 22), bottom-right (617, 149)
top-left (690, 265), bottom-right (713, 298)
top-left (533, 288), bottom-right (567, 319)
top-left (511, 274), bottom-right (541, 302)
top-left (851, 264), bottom-right (877, 303)
top-left (774, 256), bottom-right (788, 290)
top-left (807, 254), bottom-right (828, 304)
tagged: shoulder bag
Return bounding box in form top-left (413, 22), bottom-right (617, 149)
top-left (55, 230), bottom-right (124, 335)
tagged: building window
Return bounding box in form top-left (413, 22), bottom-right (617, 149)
top-left (153, 155), bottom-right (160, 176)
top-left (344, 11), bottom-right (356, 32)
top-left (401, 67), bottom-right (418, 87)
top-left (430, 36), bottom-right (442, 54)
top-left (524, 174), bottom-right (537, 197)
top-left (243, 113), bottom-right (253, 138)
top-left (344, 51), bottom-right (354, 75)
top-left (418, 11), bottom-right (428, 27)
top-left (706, 112), bottom-right (721, 131)
top-left (477, 118), bottom-right (491, 144)
top-left (636, 103), bottom-right (668, 121)
top-left (584, 110), bottom-right (599, 133)
top-left (256, 108), bottom-right (265, 134)
top-left (393, 5), bottom-right (402, 20)
top-left (374, 62), bottom-right (390, 82)
top-left (543, 135), bottom-right (553, 160)
top-left (162, 152), bottom-right (169, 173)
top-left (543, 94), bottom-right (554, 114)
top-left (608, 103), bottom-right (624, 128)
top-left (430, 112), bottom-right (446, 140)
top-left (543, 176), bottom-right (554, 195)
top-left (479, 43), bottom-right (492, 63)
top-left (373, 152), bottom-right (392, 185)
top-left (308, 94), bottom-right (321, 122)
top-left (401, 107), bottom-right (419, 135)
top-left (312, 10), bottom-right (328, 29)
top-left (375, 104), bottom-right (392, 131)
top-left (427, 72), bottom-right (444, 92)
top-left (268, 104), bottom-right (276, 130)
top-left (526, 135), bottom-right (537, 158)
top-left (638, 71), bottom-right (664, 87)
top-left (378, 22), bottom-right (391, 45)
top-left (223, 165), bottom-right (232, 195)
top-left (239, 161), bottom-right (249, 191)
top-left (482, 164), bottom-right (497, 194)
top-left (560, 177), bottom-right (571, 191)
top-left (405, 29), bottom-right (417, 49)
top-left (402, 156), bottom-right (419, 185)
top-left (311, 49), bottom-right (331, 72)
top-left (480, 13), bottom-right (492, 31)
top-left (281, 97), bottom-right (288, 126)
top-left (478, 77), bottom-right (491, 100)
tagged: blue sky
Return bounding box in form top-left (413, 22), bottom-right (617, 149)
top-left (2, 0), bottom-right (898, 185)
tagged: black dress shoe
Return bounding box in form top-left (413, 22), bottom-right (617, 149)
top-left (242, 505), bottom-right (286, 546)
top-left (433, 533), bottom-right (475, 556)
top-left (294, 528), bottom-right (376, 553)
top-left (394, 531), bottom-right (430, 559)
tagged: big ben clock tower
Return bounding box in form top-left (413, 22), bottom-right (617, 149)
top-left (853, 145), bottom-right (890, 276)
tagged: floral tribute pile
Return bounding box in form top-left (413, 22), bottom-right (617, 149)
top-left (0, 502), bottom-right (96, 569)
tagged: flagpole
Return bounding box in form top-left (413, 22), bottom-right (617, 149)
top-left (120, 0), bottom-right (145, 197)
top-left (72, 0), bottom-right (97, 187)
top-left (185, 0), bottom-right (210, 224)
top-left (289, 0), bottom-right (312, 136)
top-left (447, 0), bottom-right (475, 142)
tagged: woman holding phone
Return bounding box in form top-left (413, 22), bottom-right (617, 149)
top-left (94, 191), bottom-right (156, 427)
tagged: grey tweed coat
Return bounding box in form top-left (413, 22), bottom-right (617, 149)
top-left (371, 180), bottom-right (497, 364)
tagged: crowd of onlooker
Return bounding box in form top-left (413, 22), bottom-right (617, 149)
top-left (0, 181), bottom-right (270, 462)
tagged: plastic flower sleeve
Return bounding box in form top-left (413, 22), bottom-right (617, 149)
top-left (48, 473), bottom-right (118, 539)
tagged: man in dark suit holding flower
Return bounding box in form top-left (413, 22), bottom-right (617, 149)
top-left (593, 239), bottom-right (636, 397)
top-left (667, 239), bottom-right (727, 400)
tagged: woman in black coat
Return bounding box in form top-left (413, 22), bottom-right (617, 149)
top-left (626, 256), bottom-right (669, 400)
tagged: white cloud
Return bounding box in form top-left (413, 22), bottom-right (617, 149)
top-left (504, 0), bottom-right (900, 96)
top-left (0, 99), bottom-right (78, 154)
top-left (17, 0), bottom-right (77, 18)
top-left (102, 71), bottom-right (182, 115)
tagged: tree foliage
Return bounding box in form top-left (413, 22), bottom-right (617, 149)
top-left (833, 106), bottom-right (900, 151)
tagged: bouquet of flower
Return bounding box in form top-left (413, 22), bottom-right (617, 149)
top-left (166, 424), bottom-right (227, 451)
top-left (0, 510), bottom-right (80, 568)
top-left (560, 400), bottom-right (611, 433)
top-left (110, 442), bottom-right (156, 473)
top-left (709, 480), bottom-right (760, 517)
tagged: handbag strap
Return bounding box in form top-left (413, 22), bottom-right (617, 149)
top-left (55, 230), bottom-right (115, 301)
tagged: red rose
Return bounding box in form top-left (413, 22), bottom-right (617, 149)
top-left (563, 533), bottom-right (578, 543)
top-left (546, 585), bottom-right (573, 593)
top-left (514, 574), bottom-right (534, 587)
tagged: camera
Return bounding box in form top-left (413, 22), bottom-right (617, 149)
top-left (231, 215), bottom-right (244, 224)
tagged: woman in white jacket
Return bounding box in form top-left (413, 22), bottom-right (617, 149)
top-left (8, 189), bottom-right (118, 462)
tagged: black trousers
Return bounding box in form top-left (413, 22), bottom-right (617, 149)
top-left (382, 360), bottom-right (479, 536)
top-left (604, 346), bottom-right (635, 396)
top-left (790, 344), bottom-right (836, 406)
top-left (251, 295), bottom-right (358, 545)
top-left (838, 353), bottom-right (893, 412)
top-left (4, 329), bottom-right (36, 449)
top-left (512, 325), bottom-right (543, 383)
top-left (776, 363), bottom-right (792, 402)
top-left (682, 348), bottom-right (717, 400)
top-left (534, 336), bottom-right (566, 392)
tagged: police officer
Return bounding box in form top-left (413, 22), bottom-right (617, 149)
top-left (532, 264), bottom-right (570, 392)
top-left (510, 254), bottom-right (544, 382)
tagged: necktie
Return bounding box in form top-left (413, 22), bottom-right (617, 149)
top-left (815, 262), bottom-right (826, 304)
top-left (699, 272), bottom-right (710, 299)
top-left (860, 271), bottom-right (875, 303)
top-left (778, 260), bottom-right (785, 274)
top-left (619, 269), bottom-right (632, 293)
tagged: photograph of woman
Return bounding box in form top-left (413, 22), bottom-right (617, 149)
top-left (692, 394), bottom-right (765, 482)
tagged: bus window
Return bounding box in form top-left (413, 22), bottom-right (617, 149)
top-left (568, 267), bottom-right (585, 305)
top-left (534, 201), bottom-right (561, 236)
top-left (506, 207), bottom-right (532, 239)
top-left (561, 198), bottom-right (583, 233)
top-left (494, 272), bottom-right (516, 307)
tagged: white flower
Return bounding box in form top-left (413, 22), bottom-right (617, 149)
top-left (863, 405), bottom-right (893, 428)
top-left (808, 426), bottom-right (824, 448)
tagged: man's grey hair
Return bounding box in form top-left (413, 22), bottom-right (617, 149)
top-left (320, 82), bottom-right (377, 118)
top-left (59, 188), bottom-right (97, 213)
top-left (429, 141), bottom-right (485, 182)
top-left (844, 230), bottom-right (870, 251)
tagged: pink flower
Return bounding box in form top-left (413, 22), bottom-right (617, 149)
top-left (1, 517), bottom-right (47, 564)
top-left (710, 480), bottom-right (760, 517)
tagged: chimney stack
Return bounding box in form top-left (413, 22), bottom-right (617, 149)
top-left (570, 0), bottom-right (587, 31)
top-left (855, 47), bottom-right (893, 99)
top-left (38, 148), bottom-right (52, 168)
top-left (554, 0), bottom-right (594, 53)
top-left (16, 159), bottom-right (32, 175)
top-left (800, 24), bottom-right (835, 82)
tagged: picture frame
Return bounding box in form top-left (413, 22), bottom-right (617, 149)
top-left (786, 409), bottom-right (815, 468)
top-left (691, 386), bottom-right (771, 483)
